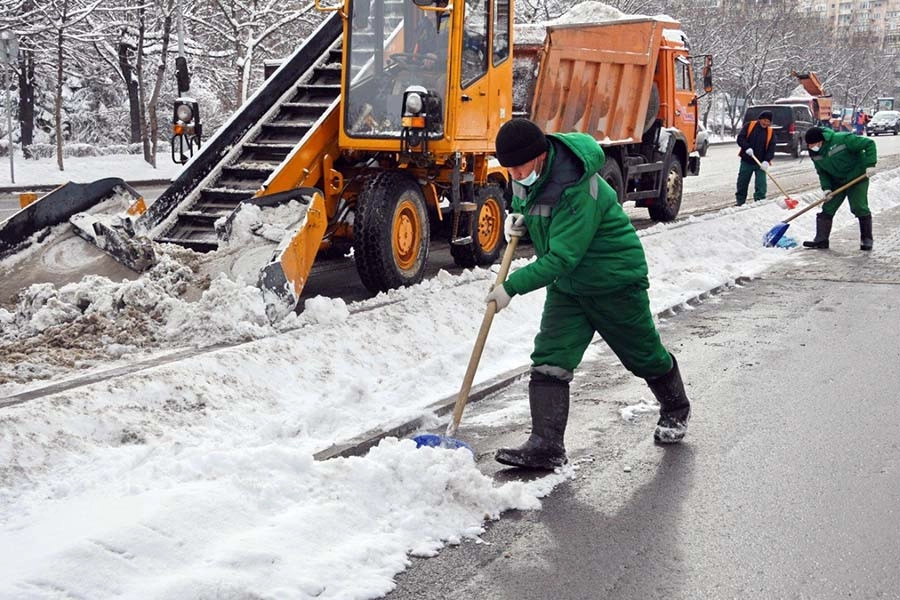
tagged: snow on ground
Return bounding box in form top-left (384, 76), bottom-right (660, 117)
top-left (0, 152), bottom-right (182, 188)
top-left (2, 160), bottom-right (899, 597)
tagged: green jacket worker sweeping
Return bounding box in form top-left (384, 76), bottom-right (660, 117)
top-left (487, 118), bottom-right (692, 470)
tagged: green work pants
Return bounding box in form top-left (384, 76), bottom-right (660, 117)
top-left (821, 177), bottom-right (870, 218)
top-left (531, 283), bottom-right (673, 380)
top-left (735, 160), bottom-right (767, 205)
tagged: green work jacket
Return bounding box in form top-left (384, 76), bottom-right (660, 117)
top-left (810, 128), bottom-right (877, 189)
top-left (503, 132), bottom-right (648, 298)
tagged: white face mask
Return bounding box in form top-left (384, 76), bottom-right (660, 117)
top-left (808, 143), bottom-right (823, 153)
top-left (514, 157), bottom-right (543, 186)
top-left (515, 169), bottom-right (540, 186)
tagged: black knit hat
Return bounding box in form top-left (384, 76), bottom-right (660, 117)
top-left (495, 119), bottom-right (549, 167)
top-left (805, 127), bottom-right (825, 144)
top-left (758, 110), bottom-right (773, 121)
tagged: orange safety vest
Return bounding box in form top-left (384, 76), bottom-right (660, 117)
top-left (739, 120), bottom-right (774, 155)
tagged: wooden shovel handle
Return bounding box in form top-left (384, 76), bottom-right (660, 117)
top-left (446, 235), bottom-right (520, 437)
top-left (749, 154), bottom-right (792, 200)
top-left (783, 173), bottom-right (868, 224)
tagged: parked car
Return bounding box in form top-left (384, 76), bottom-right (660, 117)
top-left (742, 104), bottom-right (814, 158)
top-left (866, 110), bottom-right (900, 136)
top-left (695, 122), bottom-right (710, 157)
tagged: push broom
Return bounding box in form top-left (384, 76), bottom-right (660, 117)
top-left (414, 234), bottom-right (521, 450)
top-left (763, 173), bottom-right (868, 248)
top-left (749, 154), bottom-right (798, 209)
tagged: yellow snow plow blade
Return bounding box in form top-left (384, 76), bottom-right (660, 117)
top-left (257, 188), bottom-right (328, 319)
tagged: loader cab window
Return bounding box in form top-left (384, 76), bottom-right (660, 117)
top-left (462, 0), bottom-right (489, 86)
top-left (344, 0), bottom-right (449, 138)
top-left (492, 0), bottom-right (510, 66)
top-left (675, 56), bottom-right (692, 91)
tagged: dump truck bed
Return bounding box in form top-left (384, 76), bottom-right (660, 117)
top-left (517, 17), bottom-right (681, 144)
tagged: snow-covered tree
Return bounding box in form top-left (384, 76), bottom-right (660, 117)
top-left (189, 0), bottom-right (321, 106)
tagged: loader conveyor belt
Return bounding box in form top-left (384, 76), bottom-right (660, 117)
top-left (134, 13), bottom-right (344, 253)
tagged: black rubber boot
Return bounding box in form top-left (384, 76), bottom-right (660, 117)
top-left (646, 354), bottom-right (691, 444)
top-left (495, 372), bottom-right (569, 469)
top-left (803, 213), bottom-right (833, 249)
top-left (859, 215), bottom-right (873, 251)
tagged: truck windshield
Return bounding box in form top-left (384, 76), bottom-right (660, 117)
top-left (345, 0), bottom-right (449, 138)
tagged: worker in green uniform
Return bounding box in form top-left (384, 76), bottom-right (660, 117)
top-left (486, 119), bottom-right (692, 470)
top-left (802, 127), bottom-right (878, 251)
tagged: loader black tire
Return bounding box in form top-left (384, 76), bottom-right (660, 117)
top-left (648, 158), bottom-right (682, 222)
top-left (451, 183), bottom-right (507, 268)
top-left (599, 160), bottom-right (625, 205)
top-left (354, 171), bottom-right (430, 294)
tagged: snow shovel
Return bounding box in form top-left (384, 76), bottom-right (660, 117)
top-left (414, 234), bottom-right (521, 450)
top-left (749, 154), bottom-right (798, 209)
top-left (763, 173), bottom-right (868, 247)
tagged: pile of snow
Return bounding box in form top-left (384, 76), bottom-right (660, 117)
top-left (515, 2), bottom-right (625, 45)
top-left (0, 435), bottom-right (569, 599)
top-left (514, 1), bottom-right (677, 45)
top-left (0, 198), bottom-right (321, 390)
top-left (0, 253), bottom-right (291, 390)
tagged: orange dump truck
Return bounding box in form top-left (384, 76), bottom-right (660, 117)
top-left (515, 17), bottom-right (711, 221)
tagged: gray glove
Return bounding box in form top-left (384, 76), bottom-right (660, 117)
top-left (745, 148), bottom-right (754, 157)
top-left (504, 212), bottom-right (526, 241)
top-left (759, 161), bottom-right (769, 171)
top-left (822, 189), bottom-right (832, 198)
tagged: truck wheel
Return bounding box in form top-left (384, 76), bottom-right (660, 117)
top-left (791, 137), bottom-right (801, 158)
top-left (599, 160), bottom-right (625, 204)
top-left (354, 171), bottom-right (430, 293)
top-left (451, 183), bottom-right (507, 268)
top-left (648, 159), bottom-right (682, 222)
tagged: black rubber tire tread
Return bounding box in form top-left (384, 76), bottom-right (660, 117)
top-left (353, 170), bottom-right (430, 293)
top-left (648, 159), bottom-right (683, 222)
top-left (450, 183), bottom-right (507, 268)
top-left (599, 159), bottom-right (625, 205)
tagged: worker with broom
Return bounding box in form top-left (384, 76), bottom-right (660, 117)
top-left (485, 118), bottom-right (692, 470)
top-left (802, 127), bottom-right (878, 251)
top-left (734, 110), bottom-right (776, 206)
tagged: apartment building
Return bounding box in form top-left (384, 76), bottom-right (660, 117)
top-left (796, 0), bottom-right (900, 97)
